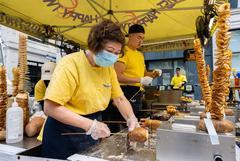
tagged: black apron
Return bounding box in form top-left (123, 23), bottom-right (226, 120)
top-left (120, 85), bottom-right (142, 115)
top-left (41, 111), bottom-right (101, 159)
top-left (102, 85), bottom-right (142, 133)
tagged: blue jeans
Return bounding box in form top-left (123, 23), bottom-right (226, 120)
top-left (41, 112), bottom-right (101, 159)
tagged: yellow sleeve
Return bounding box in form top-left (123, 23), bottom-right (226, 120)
top-left (110, 67), bottom-right (123, 99)
top-left (34, 80), bottom-right (46, 101)
top-left (44, 60), bottom-right (77, 106)
top-left (117, 52), bottom-right (128, 64)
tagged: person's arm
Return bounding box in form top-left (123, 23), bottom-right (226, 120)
top-left (179, 76), bottom-right (187, 88)
top-left (112, 95), bottom-right (135, 120)
top-left (44, 99), bottom-right (93, 131)
top-left (114, 62), bottom-right (141, 84)
top-left (113, 95), bottom-right (139, 131)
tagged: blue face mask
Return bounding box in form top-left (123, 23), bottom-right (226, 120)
top-left (95, 50), bottom-right (118, 67)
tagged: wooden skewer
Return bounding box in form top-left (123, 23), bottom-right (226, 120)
top-left (61, 132), bottom-right (128, 136)
top-left (61, 132), bottom-right (155, 136)
top-left (139, 109), bottom-right (162, 112)
top-left (102, 121), bottom-right (126, 124)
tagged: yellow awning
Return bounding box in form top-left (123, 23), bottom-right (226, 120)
top-left (0, 0), bottom-right (203, 46)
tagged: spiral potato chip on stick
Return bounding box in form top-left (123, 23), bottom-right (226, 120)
top-left (16, 34), bottom-right (29, 126)
top-left (198, 3), bottom-right (234, 133)
top-left (0, 66), bottom-right (7, 129)
top-left (211, 3), bottom-right (232, 120)
top-left (12, 67), bottom-right (19, 97)
top-left (194, 39), bottom-right (212, 112)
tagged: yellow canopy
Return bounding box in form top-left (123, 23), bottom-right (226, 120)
top-left (0, 0), bottom-right (203, 46)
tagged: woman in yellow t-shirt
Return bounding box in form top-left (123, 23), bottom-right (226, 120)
top-left (41, 20), bottom-right (139, 159)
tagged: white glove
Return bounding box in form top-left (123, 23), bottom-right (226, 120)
top-left (153, 69), bottom-right (162, 77)
top-left (86, 119), bottom-right (110, 140)
top-left (140, 76), bottom-right (153, 86)
top-left (127, 116), bottom-right (140, 131)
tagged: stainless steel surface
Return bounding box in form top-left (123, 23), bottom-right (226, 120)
top-left (189, 105), bottom-right (236, 122)
top-left (189, 105), bottom-right (205, 116)
top-left (82, 129), bottom-right (156, 161)
top-left (152, 90), bottom-right (182, 107)
top-left (173, 116), bottom-right (200, 126)
top-left (1, 127), bottom-right (236, 161)
top-left (173, 115), bottom-right (236, 135)
top-left (156, 125), bottom-right (236, 161)
top-left (226, 116), bottom-right (236, 123)
top-left (0, 137), bottom-right (41, 150)
top-left (0, 137), bottom-right (41, 161)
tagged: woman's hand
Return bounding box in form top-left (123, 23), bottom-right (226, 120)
top-left (113, 95), bottom-right (139, 131)
top-left (86, 119), bottom-right (111, 140)
top-left (127, 116), bottom-right (140, 131)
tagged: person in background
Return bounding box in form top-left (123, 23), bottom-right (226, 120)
top-left (103, 24), bottom-right (161, 132)
top-left (115, 24), bottom-right (162, 115)
top-left (35, 61), bottom-right (56, 142)
top-left (34, 61), bottom-right (56, 109)
top-left (171, 67), bottom-right (187, 90)
top-left (41, 20), bottom-right (139, 159)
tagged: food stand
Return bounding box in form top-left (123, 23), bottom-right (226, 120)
top-left (0, 0), bottom-right (239, 161)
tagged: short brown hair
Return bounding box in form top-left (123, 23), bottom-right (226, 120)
top-left (87, 19), bottom-right (125, 53)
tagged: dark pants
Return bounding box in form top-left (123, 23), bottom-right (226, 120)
top-left (41, 112), bottom-right (101, 160)
top-left (121, 85), bottom-right (142, 115)
top-left (102, 85), bottom-right (142, 133)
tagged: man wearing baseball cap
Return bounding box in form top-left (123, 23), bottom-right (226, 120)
top-left (103, 24), bottom-right (162, 132)
top-left (34, 61), bottom-right (56, 109)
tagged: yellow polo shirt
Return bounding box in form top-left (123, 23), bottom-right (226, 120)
top-left (34, 80), bottom-right (46, 101)
top-left (171, 75), bottom-right (187, 90)
top-left (117, 46), bottom-right (145, 87)
top-left (45, 51), bottom-right (123, 115)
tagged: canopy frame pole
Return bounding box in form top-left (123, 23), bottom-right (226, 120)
top-left (89, 0), bottom-right (108, 12)
top-left (109, 0), bottom-right (112, 20)
top-left (54, 25), bottom-right (94, 28)
top-left (111, 13), bottom-right (119, 23)
top-left (108, 0), bottom-right (119, 23)
top-left (86, 0), bottom-right (103, 17)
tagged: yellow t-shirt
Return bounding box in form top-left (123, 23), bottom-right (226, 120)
top-left (44, 51), bottom-right (123, 115)
top-left (35, 80), bottom-right (46, 141)
top-left (117, 46), bottom-right (145, 87)
top-left (171, 75), bottom-right (187, 90)
top-left (34, 80), bottom-right (46, 101)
